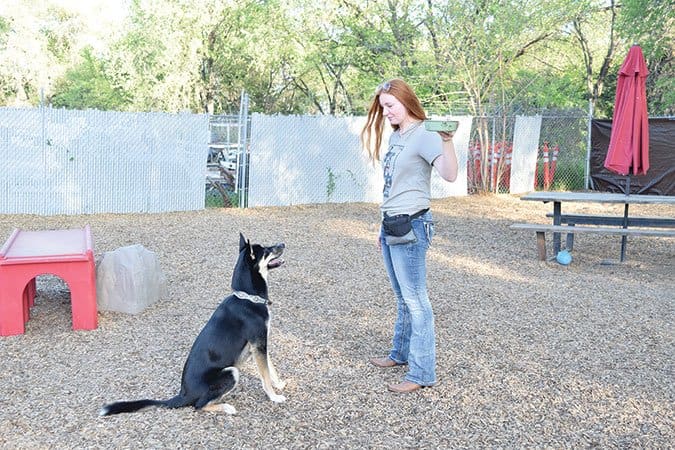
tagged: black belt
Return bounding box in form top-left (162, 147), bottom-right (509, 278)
top-left (410, 208), bottom-right (429, 219)
top-left (385, 208), bottom-right (429, 219)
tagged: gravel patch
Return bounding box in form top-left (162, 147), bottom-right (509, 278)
top-left (0, 195), bottom-right (673, 448)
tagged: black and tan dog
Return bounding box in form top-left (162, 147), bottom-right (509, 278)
top-left (99, 233), bottom-right (286, 416)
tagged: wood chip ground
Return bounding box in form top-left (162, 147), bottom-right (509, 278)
top-left (0, 195), bottom-right (672, 448)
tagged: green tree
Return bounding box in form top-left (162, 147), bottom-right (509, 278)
top-left (419, 0), bottom-right (579, 192)
top-left (568, 0), bottom-right (622, 118)
top-left (105, 0), bottom-right (303, 114)
top-left (51, 47), bottom-right (129, 110)
top-left (0, 0), bottom-right (125, 107)
top-left (3, 0), bottom-right (670, 118)
top-left (106, 0), bottom-right (207, 112)
top-left (612, 0), bottom-right (674, 115)
top-left (334, 0), bottom-right (425, 114)
top-left (204, 0), bottom-right (303, 114)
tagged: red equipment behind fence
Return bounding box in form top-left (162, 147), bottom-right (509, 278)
top-left (468, 140), bottom-right (559, 192)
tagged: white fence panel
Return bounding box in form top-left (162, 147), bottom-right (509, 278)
top-left (4, 109), bottom-right (547, 213)
top-left (430, 115), bottom-right (471, 198)
top-left (0, 108), bottom-right (209, 215)
top-left (247, 114), bottom-right (470, 208)
top-left (509, 115), bottom-right (543, 194)
top-left (247, 114), bottom-right (381, 207)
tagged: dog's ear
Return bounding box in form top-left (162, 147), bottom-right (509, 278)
top-left (239, 233), bottom-right (254, 260)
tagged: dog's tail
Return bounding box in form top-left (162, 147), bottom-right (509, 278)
top-left (99, 395), bottom-right (188, 416)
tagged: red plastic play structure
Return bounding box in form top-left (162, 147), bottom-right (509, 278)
top-left (0, 225), bottom-right (97, 336)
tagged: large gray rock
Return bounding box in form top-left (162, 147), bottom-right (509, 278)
top-left (96, 244), bottom-right (167, 314)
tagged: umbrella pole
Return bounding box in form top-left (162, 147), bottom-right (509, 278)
top-left (624, 174), bottom-right (630, 195)
top-left (620, 176), bottom-right (630, 261)
top-left (620, 203), bottom-right (629, 262)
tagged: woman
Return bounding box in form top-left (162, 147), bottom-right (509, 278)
top-left (360, 78), bottom-right (458, 393)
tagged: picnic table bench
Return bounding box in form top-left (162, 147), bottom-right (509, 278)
top-left (542, 212), bottom-right (675, 251)
top-left (511, 191), bottom-right (675, 262)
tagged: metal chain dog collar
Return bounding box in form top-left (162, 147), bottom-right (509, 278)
top-left (233, 290), bottom-right (270, 305)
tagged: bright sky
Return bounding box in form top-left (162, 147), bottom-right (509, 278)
top-left (51, 0), bottom-right (130, 21)
top-left (48, 0), bottom-right (131, 52)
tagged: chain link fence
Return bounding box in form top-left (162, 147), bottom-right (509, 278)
top-left (0, 106), bottom-right (590, 215)
top-left (242, 113), bottom-right (471, 208)
top-left (0, 107), bottom-right (208, 215)
top-left (216, 112), bottom-right (590, 207)
top-left (206, 115), bottom-right (243, 207)
top-left (466, 113), bottom-right (588, 194)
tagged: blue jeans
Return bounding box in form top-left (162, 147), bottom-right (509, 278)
top-left (380, 211), bottom-right (436, 386)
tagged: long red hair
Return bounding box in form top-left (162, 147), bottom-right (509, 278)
top-left (360, 78), bottom-right (427, 162)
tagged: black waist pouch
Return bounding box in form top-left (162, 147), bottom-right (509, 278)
top-left (382, 214), bottom-right (412, 237)
top-left (382, 209), bottom-right (428, 237)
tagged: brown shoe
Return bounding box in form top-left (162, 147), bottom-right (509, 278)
top-left (387, 381), bottom-right (425, 393)
top-left (369, 357), bottom-right (400, 368)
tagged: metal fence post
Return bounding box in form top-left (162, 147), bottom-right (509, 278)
top-left (237, 91), bottom-right (250, 208)
top-left (40, 89), bottom-right (47, 214)
top-left (585, 99), bottom-right (594, 190)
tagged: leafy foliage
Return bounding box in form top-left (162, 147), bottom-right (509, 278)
top-left (51, 47), bottom-right (129, 110)
top-left (1, 0), bottom-right (672, 116)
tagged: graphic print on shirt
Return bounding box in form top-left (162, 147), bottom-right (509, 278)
top-left (383, 144), bottom-right (403, 200)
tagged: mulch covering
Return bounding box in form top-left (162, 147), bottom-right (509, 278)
top-left (0, 195), bottom-right (672, 448)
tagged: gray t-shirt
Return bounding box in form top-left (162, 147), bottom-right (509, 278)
top-left (381, 123), bottom-right (443, 216)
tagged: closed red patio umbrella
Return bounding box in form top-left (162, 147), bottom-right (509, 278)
top-left (602, 45), bottom-right (650, 260)
top-left (603, 45), bottom-right (650, 180)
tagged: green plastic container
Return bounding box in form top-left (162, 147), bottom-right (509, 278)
top-left (424, 119), bottom-right (458, 132)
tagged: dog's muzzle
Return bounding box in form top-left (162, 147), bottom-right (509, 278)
top-left (267, 243), bottom-right (285, 269)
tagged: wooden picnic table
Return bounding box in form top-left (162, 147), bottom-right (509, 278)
top-left (513, 191), bottom-right (675, 262)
